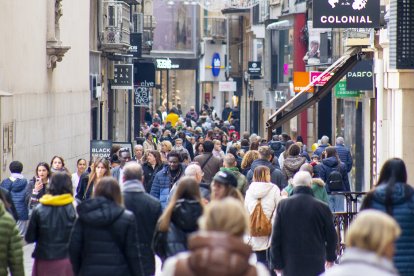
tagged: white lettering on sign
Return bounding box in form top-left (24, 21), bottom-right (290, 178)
top-left (156, 59), bottom-right (172, 69)
top-left (320, 15), bottom-right (373, 24)
top-left (347, 71), bottom-right (373, 78)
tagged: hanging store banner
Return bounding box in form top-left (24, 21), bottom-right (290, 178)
top-left (112, 64), bottom-right (134, 90)
top-left (335, 80), bottom-right (361, 98)
top-left (134, 86), bottom-right (150, 107)
top-left (135, 62), bottom-right (156, 87)
top-left (293, 72), bottom-right (314, 93)
top-left (310, 71), bottom-right (334, 86)
top-left (313, 0), bottom-right (380, 28)
top-left (219, 81), bottom-right (237, 92)
top-left (90, 140), bottom-right (112, 160)
top-left (129, 33), bottom-right (142, 58)
top-left (248, 61), bottom-right (262, 79)
top-left (346, 59), bottom-right (373, 90)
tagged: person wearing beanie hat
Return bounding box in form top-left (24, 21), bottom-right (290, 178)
top-left (211, 171), bottom-right (243, 201)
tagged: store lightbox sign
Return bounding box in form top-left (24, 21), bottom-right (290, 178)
top-left (346, 59), bottom-right (373, 90)
top-left (219, 81), bottom-right (237, 92)
top-left (310, 71), bottom-right (334, 86)
top-left (293, 72), bottom-right (314, 93)
top-left (335, 80), bottom-right (361, 98)
top-left (313, 0), bottom-right (380, 28)
top-left (156, 58), bottom-right (179, 70)
top-left (112, 64), bottom-right (133, 90)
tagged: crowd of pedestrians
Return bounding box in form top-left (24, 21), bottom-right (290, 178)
top-left (0, 104), bottom-right (413, 276)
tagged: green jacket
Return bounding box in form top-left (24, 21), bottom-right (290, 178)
top-left (284, 178), bottom-right (329, 204)
top-left (220, 167), bottom-right (248, 195)
top-left (0, 202), bottom-right (24, 276)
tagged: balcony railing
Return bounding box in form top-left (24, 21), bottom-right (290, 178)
top-left (142, 15), bottom-right (156, 54)
top-left (203, 18), bottom-right (227, 39)
top-left (100, 1), bottom-right (131, 53)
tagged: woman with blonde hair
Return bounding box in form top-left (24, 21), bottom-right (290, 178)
top-left (75, 158), bottom-right (110, 201)
top-left (241, 150), bottom-right (260, 176)
top-left (163, 198), bottom-right (270, 276)
top-left (160, 140), bottom-right (172, 163)
top-left (245, 165), bottom-right (281, 270)
top-left (323, 210), bottom-right (400, 276)
top-left (152, 177), bottom-right (203, 262)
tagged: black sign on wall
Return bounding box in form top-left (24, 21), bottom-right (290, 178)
top-left (346, 60), bottom-right (373, 90)
top-left (135, 62), bottom-right (156, 87)
top-left (248, 61), bottom-right (262, 79)
top-left (90, 140), bottom-right (112, 161)
top-left (129, 33), bottom-right (142, 58)
top-left (112, 64), bottom-right (133, 89)
top-left (313, 0), bottom-right (380, 28)
top-left (134, 86), bottom-right (150, 107)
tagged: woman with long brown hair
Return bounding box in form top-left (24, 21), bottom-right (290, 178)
top-left (152, 176), bottom-right (203, 262)
top-left (142, 150), bottom-right (164, 193)
top-left (69, 177), bottom-right (143, 276)
top-left (75, 158), bottom-right (110, 201)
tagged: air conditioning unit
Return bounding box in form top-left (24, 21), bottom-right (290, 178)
top-left (132, 13), bottom-right (143, 33)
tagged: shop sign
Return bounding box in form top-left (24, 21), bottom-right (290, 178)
top-left (128, 33), bottom-right (141, 58)
top-left (90, 140), bottom-right (112, 160)
top-left (135, 62), bottom-right (155, 87)
top-left (335, 80), bottom-right (361, 98)
top-left (219, 81), bottom-right (237, 92)
top-left (293, 72), bottom-right (314, 93)
top-left (112, 64), bottom-right (133, 90)
top-left (211, 53), bottom-right (221, 77)
top-left (134, 86), bottom-right (150, 107)
top-left (313, 0), bottom-right (380, 28)
top-left (156, 58), bottom-right (179, 70)
top-left (310, 71), bottom-right (334, 86)
top-left (248, 61), bottom-right (262, 79)
top-left (346, 60), bottom-right (373, 90)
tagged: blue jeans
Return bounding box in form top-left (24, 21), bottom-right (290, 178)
top-left (329, 194), bottom-right (345, 212)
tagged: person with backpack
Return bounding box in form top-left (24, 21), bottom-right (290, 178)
top-left (315, 147), bottom-right (349, 212)
top-left (245, 166), bottom-right (281, 271)
top-left (0, 161), bottom-right (29, 236)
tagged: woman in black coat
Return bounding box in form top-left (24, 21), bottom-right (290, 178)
top-left (25, 172), bottom-right (76, 276)
top-left (152, 177), bottom-right (203, 262)
top-left (25, 162), bottom-right (51, 211)
top-left (142, 150), bottom-right (164, 193)
top-left (69, 177), bottom-right (143, 276)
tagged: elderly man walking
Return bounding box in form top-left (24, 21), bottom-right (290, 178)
top-left (335, 137), bottom-right (353, 173)
top-left (270, 171), bottom-right (337, 276)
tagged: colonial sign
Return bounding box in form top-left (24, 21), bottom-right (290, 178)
top-left (134, 86), bottom-right (151, 107)
top-left (212, 53), bottom-right (221, 77)
top-left (346, 60), bottom-right (373, 90)
top-left (112, 64), bottom-right (133, 90)
top-left (135, 62), bottom-right (156, 87)
top-left (90, 140), bottom-right (112, 160)
top-left (218, 81), bottom-right (237, 92)
top-left (248, 61), bottom-right (262, 79)
top-left (293, 72), bottom-right (314, 93)
top-left (313, 0), bottom-right (380, 28)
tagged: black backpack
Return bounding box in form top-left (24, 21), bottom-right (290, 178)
top-left (327, 165), bottom-right (344, 192)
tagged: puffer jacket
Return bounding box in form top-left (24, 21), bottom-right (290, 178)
top-left (220, 167), bottom-right (248, 195)
top-left (162, 232), bottom-right (270, 276)
top-left (245, 181), bottom-right (281, 251)
top-left (315, 156), bottom-right (350, 192)
top-left (314, 144), bottom-right (329, 157)
top-left (282, 156), bottom-right (306, 181)
top-left (247, 159), bottom-right (287, 190)
top-left (69, 196), bottom-right (143, 276)
top-left (152, 199), bottom-right (202, 262)
top-left (0, 202), bottom-right (24, 276)
top-left (335, 144), bottom-right (353, 173)
top-left (25, 194), bottom-right (76, 260)
top-left (0, 177), bottom-right (28, 220)
top-left (150, 165), bottom-right (185, 209)
top-left (361, 182), bottom-right (414, 276)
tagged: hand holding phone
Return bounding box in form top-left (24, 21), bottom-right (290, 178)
top-left (34, 178), bottom-right (43, 192)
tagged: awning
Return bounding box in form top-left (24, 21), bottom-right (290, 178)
top-left (266, 20), bottom-right (292, 30)
top-left (266, 46), bottom-right (367, 139)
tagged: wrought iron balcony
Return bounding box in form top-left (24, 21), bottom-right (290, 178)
top-left (143, 15), bottom-right (156, 54)
top-left (203, 17), bottom-right (227, 40)
top-left (100, 1), bottom-right (131, 53)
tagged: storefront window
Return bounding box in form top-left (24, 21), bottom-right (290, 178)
top-left (278, 29), bottom-right (294, 84)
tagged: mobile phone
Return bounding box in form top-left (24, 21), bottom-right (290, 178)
top-left (36, 178), bottom-right (41, 182)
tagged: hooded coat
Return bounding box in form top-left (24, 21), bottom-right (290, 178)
top-left (0, 202), bottom-right (24, 276)
top-left (247, 159), bottom-right (286, 190)
top-left (315, 156), bottom-right (350, 192)
top-left (162, 232), bottom-right (270, 276)
top-left (269, 141), bottom-right (285, 158)
top-left (245, 181), bottom-right (281, 251)
top-left (25, 194), bottom-right (76, 260)
top-left (361, 182), bottom-right (414, 276)
top-left (282, 156), bottom-right (306, 181)
top-left (69, 197), bottom-right (143, 276)
top-left (152, 199), bottom-right (202, 262)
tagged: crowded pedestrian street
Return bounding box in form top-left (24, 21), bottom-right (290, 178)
top-left (1, 0), bottom-right (414, 275)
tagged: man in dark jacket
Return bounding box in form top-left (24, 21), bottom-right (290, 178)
top-left (315, 146), bottom-right (349, 212)
top-left (314, 135), bottom-right (330, 157)
top-left (247, 146), bottom-right (286, 190)
top-left (335, 137), bottom-right (353, 173)
top-left (111, 148), bottom-right (132, 185)
top-left (194, 141), bottom-right (222, 184)
top-left (221, 102), bottom-right (233, 121)
top-left (177, 131), bottom-right (194, 160)
top-left (268, 135), bottom-right (285, 158)
top-left (122, 162), bottom-right (162, 276)
top-left (270, 171), bottom-right (337, 276)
